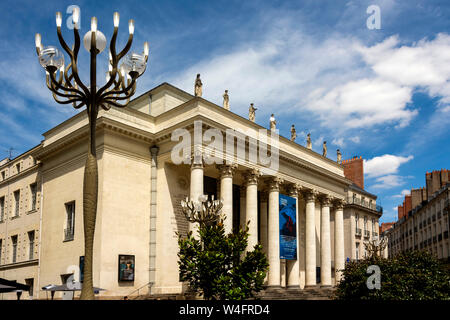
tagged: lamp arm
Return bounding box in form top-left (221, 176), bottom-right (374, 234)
top-left (100, 78), bottom-right (136, 101)
top-left (97, 27), bottom-right (120, 97)
top-left (48, 70), bottom-right (84, 99)
top-left (100, 98), bottom-right (129, 109)
top-left (68, 27), bottom-right (90, 98)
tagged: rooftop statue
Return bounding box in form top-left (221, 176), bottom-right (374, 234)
top-left (306, 133), bottom-right (312, 150)
top-left (249, 103), bottom-right (257, 122)
top-left (194, 73), bottom-right (202, 97)
top-left (290, 125), bottom-right (296, 141)
top-left (270, 113), bottom-right (276, 131)
top-left (223, 90), bottom-right (230, 110)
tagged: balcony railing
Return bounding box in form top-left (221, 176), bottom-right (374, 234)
top-left (64, 228), bottom-right (74, 241)
top-left (364, 230), bottom-right (370, 238)
top-left (346, 197), bottom-right (381, 212)
top-left (355, 228), bottom-right (362, 236)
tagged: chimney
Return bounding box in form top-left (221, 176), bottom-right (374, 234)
top-left (343, 155), bottom-right (364, 189)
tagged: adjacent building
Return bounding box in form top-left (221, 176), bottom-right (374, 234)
top-left (0, 82), bottom-right (382, 299)
top-left (387, 169), bottom-right (450, 260)
top-left (342, 156), bottom-right (383, 261)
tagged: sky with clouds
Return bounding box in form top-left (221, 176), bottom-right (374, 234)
top-left (0, 0), bottom-right (449, 223)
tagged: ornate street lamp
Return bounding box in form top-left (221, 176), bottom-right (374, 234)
top-left (181, 195), bottom-right (224, 227)
top-left (35, 8), bottom-right (149, 299)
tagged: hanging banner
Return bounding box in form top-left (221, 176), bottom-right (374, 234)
top-left (279, 194), bottom-right (297, 260)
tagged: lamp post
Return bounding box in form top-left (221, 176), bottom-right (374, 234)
top-left (35, 8), bottom-right (149, 300)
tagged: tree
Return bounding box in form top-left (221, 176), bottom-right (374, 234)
top-left (335, 250), bottom-right (450, 300)
top-left (177, 219), bottom-right (269, 300)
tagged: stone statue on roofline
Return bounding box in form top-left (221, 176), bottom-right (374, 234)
top-left (337, 149), bottom-right (342, 164)
top-left (323, 141), bottom-right (327, 157)
top-left (306, 133), bottom-right (312, 149)
top-left (223, 90), bottom-right (230, 110)
top-left (290, 125), bottom-right (296, 141)
top-left (194, 74), bottom-right (202, 97)
top-left (249, 103), bottom-right (257, 122)
top-left (270, 114), bottom-right (276, 131)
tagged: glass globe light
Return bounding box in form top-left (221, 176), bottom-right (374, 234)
top-left (83, 30), bottom-right (107, 53)
top-left (39, 46), bottom-right (65, 72)
top-left (120, 52), bottom-right (146, 78)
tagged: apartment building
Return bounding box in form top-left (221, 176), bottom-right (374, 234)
top-left (387, 170), bottom-right (450, 260)
top-left (0, 146), bottom-right (41, 299)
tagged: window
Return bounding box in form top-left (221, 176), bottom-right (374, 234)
top-left (14, 190), bottom-right (20, 217)
top-left (0, 196), bottom-right (4, 221)
top-left (364, 216), bottom-right (368, 231)
top-left (355, 214), bottom-right (359, 228)
top-left (28, 231), bottom-right (35, 260)
top-left (0, 239), bottom-right (2, 263)
top-left (16, 163), bottom-right (20, 174)
top-left (30, 183), bottom-right (37, 211)
top-left (356, 243), bottom-right (360, 261)
top-left (1, 171), bottom-right (5, 180)
top-left (11, 235), bottom-right (18, 263)
top-left (372, 219), bottom-right (376, 233)
top-left (64, 202), bottom-right (75, 241)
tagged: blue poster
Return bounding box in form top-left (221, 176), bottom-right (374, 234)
top-left (279, 194), bottom-right (297, 260)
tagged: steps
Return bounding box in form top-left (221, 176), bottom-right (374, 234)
top-left (255, 287), bottom-right (336, 300)
top-left (137, 287), bottom-right (336, 300)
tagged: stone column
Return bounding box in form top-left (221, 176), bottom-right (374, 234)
top-left (286, 184), bottom-right (300, 288)
top-left (189, 149), bottom-right (204, 234)
top-left (319, 195), bottom-right (332, 287)
top-left (243, 169), bottom-right (260, 251)
top-left (239, 185), bottom-right (246, 230)
top-left (303, 189), bottom-right (317, 287)
top-left (259, 191), bottom-right (269, 256)
top-left (267, 176), bottom-right (284, 287)
top-left (217, 164), bottom-right (237, 234)
top-left (334, 199), bottom-right (345, 283)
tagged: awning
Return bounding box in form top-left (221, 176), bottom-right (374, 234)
top-left (42, 282), bottom-right (105, 293)
top-left (0, 278), bottom-right (30, 293)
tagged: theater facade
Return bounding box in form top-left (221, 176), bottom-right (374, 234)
top-left (0, 82), bottom-right (382, 299)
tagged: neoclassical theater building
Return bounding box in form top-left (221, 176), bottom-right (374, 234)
top-left (0, 82), bottom-right (382, 299)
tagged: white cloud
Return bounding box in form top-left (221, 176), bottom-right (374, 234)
top-left (332, 137), bottom-right (345, 147)
top-left (371, 174), bottom-right (405, 189)
top-left (358, 33), bottom-right (450, 106)
top-left (349, 136), bottom-right (360, 144)
top-left (391, 189), bottom-right (411, 198)
top-left (364, 154), bottom-right (414, 178)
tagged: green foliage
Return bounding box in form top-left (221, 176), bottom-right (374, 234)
top-left (177, 220), bottom-right (269, 300)
top-left (335, 250), bottom-right (450, 300)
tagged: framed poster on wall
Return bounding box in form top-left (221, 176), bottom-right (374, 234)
top-left (118, 254), bottom-right (135, 281)
top-left (279, 194), bottom-right (297, 260)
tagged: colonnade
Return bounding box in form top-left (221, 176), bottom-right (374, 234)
top-left (189, 159), bottom-right (345, 287)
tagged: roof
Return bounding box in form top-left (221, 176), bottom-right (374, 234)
top-left (348, 183), bottom-right (377, 199)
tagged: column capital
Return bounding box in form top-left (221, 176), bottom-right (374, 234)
top-left (217, 163), bottom-right (238, 178)
top-left (286, 183), bottom-right (301, 197)
top-left (333, 198), bottom-right (346, 210)
top-left (318, 194), bottom-right (333, 207)
top-left (243, 168), bottom-right (261, 186)
top-left (301, 188), bottom-right (319, 203)
top-left (190, 147), bottom-right (204, 169)
top-left (265, 176), bottom-right (284, 191)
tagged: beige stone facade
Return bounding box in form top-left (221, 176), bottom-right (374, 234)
top-left (0, 82), bottom-right (383, 299)
top-left (387, 184), bottom-right (450, 259)
top-left (0, 146), bottom-right (41, 299)
top-left (343, 184), bottom-right (382, 261)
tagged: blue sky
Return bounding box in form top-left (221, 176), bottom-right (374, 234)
top-left (0, 0), bottom-right (449, 223)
